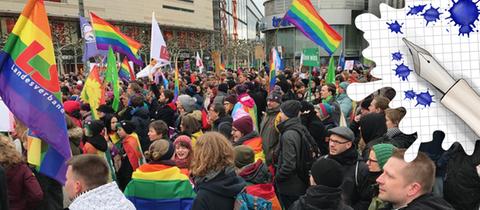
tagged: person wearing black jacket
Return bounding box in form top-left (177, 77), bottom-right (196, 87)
top-left (359, 113), bottom-right (390, 160)
top-left (323, 126), bottom-right (369, 208)
top-left (275, 100), bottom-right (309, 209)
top-left (208, 103), bottom-right (233, 140)
top-left (300, 101), bottom-right (328, 156)
top-left (152, 90), bottom-right (176, 127)
top-left (0, 166), bottom-right (7, 210)
top-left (129, 94), bottom-right (151, 152)
top-left (289, 158), bottom-right (353, 210)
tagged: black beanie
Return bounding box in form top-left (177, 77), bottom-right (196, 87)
top-left (218, 83), bottom-right (229, 93)
top-left (280, 100), bottom-right (302, 118)
top-left (85, 120), bottom-right (105, 136)
top-left (118, 120), bottom-right (136, 134)
top-left (311, 158), bottom-right (344, 188)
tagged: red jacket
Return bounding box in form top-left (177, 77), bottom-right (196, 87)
top-left (6, 163), bottom-right (43, 210)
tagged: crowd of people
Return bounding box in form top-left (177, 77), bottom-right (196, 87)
top-left (0, 62), bottom-right (479, 210)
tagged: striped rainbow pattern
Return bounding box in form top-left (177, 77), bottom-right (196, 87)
top-left (243, 137), bottom-right (265, 162)
top-left (283, 0), bottom-right (342, 55)
top-left (173, 63), bottom-right (179, 102)
top-left (124, 164), bottom-right (196, 210)
top-left (119, 57), bottom-right (136, 82)
top-left (90, 12), bottom-right (143, 65)
top-left (0, 0), bottom-right (70, 184)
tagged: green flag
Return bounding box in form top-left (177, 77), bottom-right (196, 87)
top-left (326, 55), bottom-right (336, 84)
top-left (105, 46), bottom-right (120, 111)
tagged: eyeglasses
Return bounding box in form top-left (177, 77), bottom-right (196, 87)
top-left (329, 139), bottom-right (350, 144)
top-left (367, 159), bottom-right (378, 163)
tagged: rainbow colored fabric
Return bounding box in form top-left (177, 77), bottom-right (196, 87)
top-left (269, 48), bottom-right (281, 93)
top-left (119, 57), bottom-right (136, 82)
top-left (90, 12), bottom-right (143, 65)
top-left (232, 94), bottom-right (258, 131)
top-left (283, 0), bottom-right (342, 55)
top-left (0, 0), bottom-right (70, 184)
top-left (243, 137), bottom-right (265, 162)
top-left (124, 164), bottom-right (196, 210)
top-left (173, 63), bottom-right (179, 102)
top-left (80, 65), bottom-right (106, 120)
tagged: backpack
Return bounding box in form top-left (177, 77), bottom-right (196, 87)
top-left (233, 188), bottom-right (272, 210)
top-left (289, 125), bottom-right (321, 185)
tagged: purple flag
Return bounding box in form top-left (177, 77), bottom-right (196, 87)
top-left (80, 16), bottom-right (106, 62)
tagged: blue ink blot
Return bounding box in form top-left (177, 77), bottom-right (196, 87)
top-left (393, 63), bottom-right (412, 81)
top-left (416, 90), bottom-right (435, 107)
top-left (447, 0), bottom-right (480, 36)
top-left (387, 21), bottom-right (404, 34)
top-left (392, 51), bottom-right (403, 61)
top-left (407, 4), bottom-right (427, 16)
top-left (404, 90), bottom-right (416, 100)
top-left (423, 5), bottom-right (442, 26)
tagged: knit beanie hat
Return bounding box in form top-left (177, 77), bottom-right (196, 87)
top-left (372, 143), bottom-right (396, 170)
top-left (97, 104), bottom-right (114, 114)
top-left (339, 82), bottom-right (350, 91)
top-left (267, 91), bottom-right (282, 104)
top-left (64, 100), bottom-right (80, 114)
top-left (177, 94), bottom-right (197, 113)
top-left (233, 116), bottom-right (253, 135)
top-left (174, 135), bottom-right (192, 150)
top-left (145, 139), bottom-right (175, 161)
top-left (117, 120), bottom-right (136, 134)
top-left (280, 100), bottom-right (302, 118)
top-left (85, 120), bottom-right (105, 136)
top-left (310, 158), bottom-right (344, 188)
top-left (234, 145), bottom-right (255, 168)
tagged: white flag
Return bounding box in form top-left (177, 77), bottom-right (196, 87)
top-left (151, 12), bottom-right (170, 65)
top-left (196, 52), bottom-right (204, 73)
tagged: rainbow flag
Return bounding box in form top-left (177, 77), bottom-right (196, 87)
top-left (269, 48), bottom-right (281, 93)
top-left (90, 12), bottom-right (143, 65)
top-left (283, 0), bottom-right (342, 55)
top-left (119, 57), bottom-right (135, 82)
top-left (173, 63), bottom-right (179, 102)
top-left (243, 137), bottom-right (265, 162)
top-left (124, 164), bottom-right (196, 210)
top-left (80, 65), bottom-right (106, 119)
top-left (0, 0), bottom-right (70, 184)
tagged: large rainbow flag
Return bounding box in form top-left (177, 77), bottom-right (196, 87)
top-left (124, 164), bottom-right (196, 210)
top-left (90, 12), bottom-right (143, 65)
top-left (268, 47), bottom-right (281, 93)
top-left (283, 0), bottom-right (342, 55)
top-left (80, 64), bottom-right (106, 120)
top-left (0, 0), bottom-right (71, 184)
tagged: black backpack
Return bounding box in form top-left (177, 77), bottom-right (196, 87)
top-left (289, 125), bottom-right (321, 185)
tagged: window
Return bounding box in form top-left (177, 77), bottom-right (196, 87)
top-left (163, 5), bottom-right (194, 13)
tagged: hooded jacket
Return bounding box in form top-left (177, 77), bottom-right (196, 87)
top-left (300, 110), bottom-right (328, 156)
top-left (192, 167), bottom-right (246, 210)
top-left (359, 113), bottom-right (390, 160)
top-left (259, 106), bottom-right (281, 166)
top-left (289, 185), bottom-right (353, 210)
top-left (130, 106), bottom-right (151, 152)
top-left (83, 135), bottom-right (108, 155)
top-left (68, 182), bottom-right (135, 210)
top-left (275, 117), bottom-right (309, 196)
top-left (239, 160), bottom-right (281, 210)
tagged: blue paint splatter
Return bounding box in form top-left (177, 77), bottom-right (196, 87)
top-left (387, 21), bottom-right (404, 34)
top-left (446, 0), bottom-right (480, 36)
top-left (404, 90), bottom-right (416, 100)
top-left (416, 90), bottom-right (435, 107)
top-left (393, 63), bottom-right (412, 81)
top-left (392, 51), bottom-right (403, 61)
top-left (407, 4), bottom-right (427, 16)
top-left (423, 5), bottom-right (442, 26)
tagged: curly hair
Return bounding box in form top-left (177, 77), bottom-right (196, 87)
top-left (0, 135), bottom-right (23, 169)
top-left (190, 132), bottom-right (234, 177)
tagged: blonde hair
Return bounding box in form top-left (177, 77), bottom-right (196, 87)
top-left (144, 139), bottom-right (170, 161)
top-left (0, 135), bottom-right (23, 169)
top-left (190, 132), bottom-right (234, 177)
top-left (391, 149), bottom-right (435, 194)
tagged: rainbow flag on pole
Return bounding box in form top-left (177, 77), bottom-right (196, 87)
top-left (119, 57), bottom-right (135, 82)
top-left (0, 0), bottom-right (70, 184)
top-left (90, 12), bottom-right (143, 65)
top-left (173, 63), bottom-right (179, 102)
top-left (124, 164), bottom-right (196, 209)
top-left (283, 0), bottom-right (342, 55)
top-left (268, 47), bottom-right (281, 93)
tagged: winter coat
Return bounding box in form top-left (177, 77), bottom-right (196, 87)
top-left (357, 171), bottom-right (382, 210)
top-left (248, 88), bottom-right (268, 125)
top-left (444, 141), bottom-right (480, 210)
top-left (387, 128), bottom-right (416, 149)
top-left (68, 127), bottom-right (83, 156)
top-left (6, 163), bottom-right (43, 210)
top-left (213, 91), bottom-right (227, 105)
top-left (379, 193), bottom-right (454, 210)
top-left (234, 131), bottom-right (265, 162)
top-left (192, 167), bottom-right (246, 210)
top-left (289, 185), bottom-right (353, 210)
top-left (325, 147), bottom-right (369, 208)
top-left (301, 112), bottom-right (328, 156)
top-left (212, 115), bottom-right (233, 139)
top-left (130, 106), bottom-right (151, 152)
top-left (83, 135), bottom-right (108, 155)
top-left (0, 166), bottom-right (7, 210)
top-left (117, 134), bottom-right (145, 191)
top-left (275, 117), bottom-right (309, 196)
top-left (336, 93), bottom-right (353, 125)
top-left (359, 113), bottom-right (389, 159)
top-left (323, 97), bottom-right (342, 125)
top-left (32, 172), bottom-right (62, 210)
top-left (68, 182), bottom-right (135, 210)
top-left (259, 106), bottom-right (281, 166)
top-left (152, 102), bottom-right (176, 127)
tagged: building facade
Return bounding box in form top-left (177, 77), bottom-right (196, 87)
top-left (0, 0), bottom-right (215, 72)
